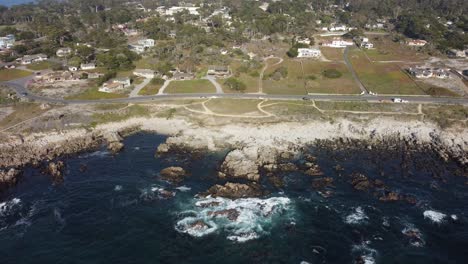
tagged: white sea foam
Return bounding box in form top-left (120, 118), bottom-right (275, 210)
top-left (79, 150), bottom-right (109, 158)
top-left (345, 207), bottom-right (368, 224)
top-left (402, 225), bottom-right (425, 247)
top-left (423, 210), bottom-right (446, 223)
top-left (0, 198), bottom-right (21, 216)
top-left (175, 186), bottom-right (191, 192)
top-left (175, 196), bottom-right (293, 242)
top-left (114, 185), bottom-right (123, 191)
top-left (451, 214), bottom-right (458, 221)
top-left (140, 186), bottom-right (175, 200)
top-left (352, 244), bottom-right (378, 264)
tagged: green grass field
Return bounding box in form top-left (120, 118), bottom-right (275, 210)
top-left (138, 83), bottom-right (162, 95)
top-left (0, 69), bottom-right (31, 81)
top-left (205, 99), bottom-right (262, 115)
top-left (349, 49), bottom-right (426, 95)
top-left (362, 35), bottom-right (428, 62)
top-left (165, 79), bottom-right (215, 94)
top-left (66, 87), bottom-right (127, 100)
top-left (320, 47), bottom-right (345, 61)
top-left (26, 61), bottom-right (53, 71)
top-left (221, 74), bottom-right (258, 93)
top-left (262, 59), bottom-right (360, 95)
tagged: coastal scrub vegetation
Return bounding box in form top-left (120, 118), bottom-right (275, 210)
top-left (224, 77), bottom-right (246, 92)
top-left (322, 69), bottom-right (342, 79)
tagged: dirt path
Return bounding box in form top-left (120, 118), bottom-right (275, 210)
top-left (157, 80), bottom-right (172, 95)
top-left (258, 56), bottom-right (284, 94)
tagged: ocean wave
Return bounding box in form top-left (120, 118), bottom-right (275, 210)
top-left (175, 186), bottom-right (191, 192)
top-left (402, 225), bottom-right (425, 247)
top-left (423, 210), bottom-right (446, 223)
top-left (345, 206), bottom-right (368, 225)
top-left (78, 150), bottom-right (109, 159)
top-left (140, 186), bottom-right (175, 201)
top-left (114, 185), bottom-right (123, 191)
top-left (352, 243), bottom-right (378, 264)
top-left (175, 196), bottom-right (293, 242)
top-left (0, 198), bottom-right (21, 217)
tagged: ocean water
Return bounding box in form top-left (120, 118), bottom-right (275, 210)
top-left (2, 0), bottom-right (35, 7)
top-left (0, 133), bottom-right (467, 263)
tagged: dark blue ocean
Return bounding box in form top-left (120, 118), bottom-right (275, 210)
top-left (0, 133), bottom-right (467, 263)
top-left (1, 0), bottom-right (35, 7)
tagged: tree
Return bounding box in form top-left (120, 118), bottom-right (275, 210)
top-left (224, 77), bottom-right (246, 91)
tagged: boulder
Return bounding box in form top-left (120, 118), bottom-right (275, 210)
top-left (0, 168), bottom-right (21, 185)
top-left (189, 220), bottom-right (209, 230)
top-left (156, 143), bottom-right (170, 154)
top-left (278, 163), bottom-right (298, 172)
top-left (204, 182), bottom-right (263, 199)
top-left (305, 164), bottom-right (324, 176)
top-left (219, 147), bottom-right (260, 181)
top-left (46, 161), bottom-right (65, 182)
top-left (208, 209), bottom-right (240, 221)
top-left (160, 166), bottom-right (187, 184)
top-left (350, 173), bottom-right (372, 191)
top-left (108, 141), bottom-right (124, 154)
top-left (311, 177), bottom-right (334, 189)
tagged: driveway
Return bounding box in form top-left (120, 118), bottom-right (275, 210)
top-left (129, 78), bottom-right (151, 97)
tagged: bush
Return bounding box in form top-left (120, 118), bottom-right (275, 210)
top-left (224, 77), bottom-right (246, 91)
top-left (306, 75), bottom-right (317, 80)
top-left (322, 69), bottom-right (342, 78)
top-left (151, 77), bottom-right (165, 85)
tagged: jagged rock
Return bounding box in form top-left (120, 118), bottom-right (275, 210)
top-left (219, 147), bottom-right (260, 181)
top-left (160, 166), bottom-right (187, 184)
top-left (108, 141), bottom-right (124, 154)
top-left (197, 201), bottom-right (221, 208)
top-left (257, 146), bottom-right (278, 165)
top-left (263, 164), bottom-right (278, 172)
top-left (278, 163), bottom-right (298, 172)
top-left (379, 191), bottom-right (400, 202)
top-left (0, 168), bottom-right (21, 185)
top-left (46, 161), bottom-right (65, 182)
top-left (305, 164), bottom-right (324, 176)
top-left (203, 182), bottom-right (263, 199)
top-left (156, 143), bottom-right (170, 154)
top-left (334, 164), bottom-right (344, 171)
top-left (208, 209), bottom-right (240, 221)
top-left (267, 174), bottom-right (284, 188)
top-left (350, 173), bottom-right (372, 191)
top-left (189, 220), bottom-right (209, 230)
top-left (311, 177), bottom-right (334, 189)
top-left (304, 154), bottom-right (317, 162)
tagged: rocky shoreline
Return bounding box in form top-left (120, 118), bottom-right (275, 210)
top-left (1, 116), bottom-right (467, 193)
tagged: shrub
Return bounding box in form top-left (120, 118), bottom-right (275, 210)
top-left (224, 77), bottom-right (246, 91)
top-left (322, 69), bottom-right (342, 78)
top-left (151, 77), bottom-right (165, 85)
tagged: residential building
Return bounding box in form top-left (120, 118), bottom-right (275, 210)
top-left (361, 42), bottom-right (374, 49)
top-left (68, 66), bottom-right (79, 71)
top-left (80, 63), bottom-right (96, 70)
top-left (56, 47), bottom-right (72, 57)
top-left (99, 77), bottom-right (131, 93)
top-left (0, 34), bottom-right (15, 49)
top-left (87, 72), bottom-right (104, 79)
top-left (133, 69), bottom-right (155, 79)
top-left (165, 6), bottom-right (200, 16)
top-left (20, 54), bottom-right (48, 64)
top-left (322, 38), bottom-right (354, 48)
top-left (407, 39), bottom-right (427, 47)
top-left (297, 48), bottom-right (321, 58)
top-left (207, 66), bottom-right (231, 77)
top-left (408, 67), bottom-right (450, 79)
top-left (447, 49), bottom-right (467, 58)
top-left (39, 71), bottom-right (78, 83)
top-left (173, 71), bottom-right (194, 80)
top-left (329, 25), bottom-right (347, 31)
top-left (296, 37), bottom-right (312, 45)
top-left (138, 38), bottom-right (155, 48)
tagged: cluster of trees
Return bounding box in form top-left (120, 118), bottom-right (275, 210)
top-left (224, 77), bottom-right (246, 91)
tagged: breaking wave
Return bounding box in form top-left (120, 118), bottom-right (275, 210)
top-left (423, 210), bottom-right (446, 224)
top-left (345, 206), bottom-right (368, 225)
top-left (175, 196), bottom-right (293, 242)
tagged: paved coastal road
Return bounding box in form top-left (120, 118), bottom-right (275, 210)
top-left (3, 77), bottom-right (468, 105)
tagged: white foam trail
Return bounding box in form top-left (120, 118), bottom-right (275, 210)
top-left (345, 206), bottom-right (368, 224)
top-left (114, 185), bottom-right (123, 191)
top-left (0, 198), bottom-right (21, 216)
top-left (79, 150), bottom-right (109, 158)
top-left (352, 244), bottom-right (378, 264)
top-left (175, 196), bottom-right (293, 242)
top-left (423, 210), bottom-right (446, 223)
top-left (175, 186), bottom-right (191, 192)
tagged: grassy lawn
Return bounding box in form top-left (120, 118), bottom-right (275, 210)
top-left (0, 103), bottom-right (49, 129)
top-left (90, 105), bottom-right (150, 126)
top-left (262, 101), bottom-right (322, 117)
top-left (134, 57), bottom-right (157, 69)
top-left (262, 59), bottom-right (360, 95)
top-left (315, 101), bottom-right (419, 113)
top-left (138, 83), bottom-right (162, 95)
top-left (66, 87), bottom-right (127, 100)
top-left (222, 74), bottom-right (259, 93)
top-left (349, 49), bottom-right (426, 95)
top-left (26, 61), bottom-right (53, 71)
top-left (423, 104), bottom-right (468, 128)
top-left (320, 47), bottom-right (345, 61)
top-left (205, 99), bottom-right (262, 115)
top-left (165, 79), bottom-right (215, 94)
top-left (0, 69), bottom-right (31, 81)
top-left (363, 35), bottom-right (428, 62)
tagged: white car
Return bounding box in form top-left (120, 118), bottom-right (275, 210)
top-left (392, 98), bottom-right (409, 103)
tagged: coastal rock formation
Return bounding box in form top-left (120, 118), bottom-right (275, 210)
top-left (219, 147), bottom-right (260, 181)
top-left (350, 173), bottom-right (372, 191)
top-left (203, 182), bottom-right (263, 199)
top-left (0, 168), bottom-right (21, 186)
top-left (105, 132), bottom-right (124, 154)
top-left (311, 177), bottom-right (334, 189)
top-left (160, 166), bottom-right (187, 184)
top-left (207, 209), bottom-right (240, 221)
top-left (46, 161), bottom-right (65, 182)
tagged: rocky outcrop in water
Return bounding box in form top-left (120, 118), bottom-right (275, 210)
top-left (0, 168), bottom-right (21, 187)
top-left (203, 182), bottom-right (263, 199)
top-left (208, 209), bottom-right (240, 221)
top-left (160, 166), bottom-right (187, 184)
top-left (46, 161), bottom-right (65, 183)
top-left (104, 132), bottom-right (124, 154)
top-left (219, 147), bottom-right (260, 181)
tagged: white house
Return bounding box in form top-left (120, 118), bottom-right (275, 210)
top-left (407, 39), bottom-right (427, 47)
top-left (68, 66), bottom-right (79, 71)
top-left (296, 37), bottom-right (311, 45)
top-left (56, 47), bottom-right (72, 57)
top-left (129, 44), bottom-right (146, 54)
top-left (0, 34), bottom-right (15, 49)
top-left (20, 54), bottom-right (48, 64)
top-left (133, 69), bottom-right (155, 79)
top-left (138, 38), bottom-right (155, 48)
top-left (99, 77), bottom-right (131, 93)
top-left (329, 25), bottom-right (347, 31)
top-left (80, 63), bottom-right (96, 70)
top-left (165, 6), bottom-right (200, 16)
top-left (361, 42), bottom-right (374, 49)
top-left (297, 48), bottom-right (321, 58)
top-left (322, 38), bottom-right (354, 48)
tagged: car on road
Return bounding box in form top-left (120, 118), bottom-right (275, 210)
top-left (392, 98), bottom-right (408, 103)
top-left (302, 97), bottom-right (310, 101)
top-left (200, 96), bottom-right (207, 99)
top-left (20, 92), bottom-right (28, 97)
